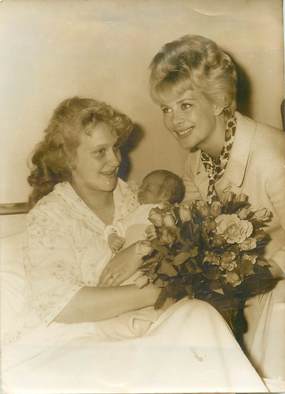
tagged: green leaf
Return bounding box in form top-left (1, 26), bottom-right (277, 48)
top-left (202, 266), bottom-right (220, 280)
top-left (154, 288), bottom-right (168, 309)
top-left (173, 252), bottom-right (192, 266)
top-left (158, 261), bottom-right (177, 277)
top-left (213, 288), bottom-right (224, 295)
top-left (185, 260), bottom-right (201, 273)
top-left (154, 277), bottom-right (168, 287)
top-left (239, 260), bottom-right (255, 276)
top-left (185, 284), bottom-right (193, 297)
top-left (151, 240), bottom-right (169, 255)
top-left (209, 280), bottom-right (223, 291)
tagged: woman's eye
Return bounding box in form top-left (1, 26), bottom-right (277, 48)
top-left (113, 144), bottom-right (121, 153)
top-left (181, 102), bottom-right (193, 111)
top-left (93, 148), bottom-right (106, 157)
top-left (161, 106), bottom-right (172, 114)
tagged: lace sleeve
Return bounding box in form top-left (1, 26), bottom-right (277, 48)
top-left (24, 206), bottom-right (82, 325)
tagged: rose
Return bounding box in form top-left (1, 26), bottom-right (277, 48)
top-left (202, 218), bottom-right (216, 232)
top-left (203, 251), bottom-right (220, 266)
top-left (238, 207), bottom-right (251, 220)
top-left (148, 208), bottom-right (164, 227)
top-left (224, 272), bottom-right (241, 287)
top-left (253, 208), bottom-right (272, 222)
top-left (179, 202), bottom-right (192, 222)
top-left (210, 201), bottom-right (222, 217)
top-left (136, 240), bottom-right (153, 257)
top-left (236, 193), bottom-right (249, 203)
top-left (160, 227), bottom-right (177, 245)
top-left (145, 224), bottom-right (157, 240)
top-left (195, 201), bottom-right (209, 217)
top-left (241, 254), bottom-right (257, 265)
top-left (220, 251), bottom-right (237, 271)
top-left (215, 214), bottom-right (253, 244)
top-left (239, 237), bottom-right (257, 251)
top-left (222, 191), bottom-right (235, 204)
top-left (163, 212), bottom-right (177, 227)
top-left (212, 235), bottom-right (225, 247)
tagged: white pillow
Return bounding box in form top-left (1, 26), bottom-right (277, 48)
top-left (1, 232), bottom-right (27, 277)
top-left (1, 271), bottom-right (30, 344)
top-left (1, 232), bottom-right (40, 344)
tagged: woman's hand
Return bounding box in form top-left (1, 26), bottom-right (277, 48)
top-left (99, 243), bottom-right (142, 287)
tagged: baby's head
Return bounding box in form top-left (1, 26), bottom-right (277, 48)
top-left (138, 170), bottom-right (185, 205)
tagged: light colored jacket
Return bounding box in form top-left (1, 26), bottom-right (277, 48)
top-left (183, 111), bottom-right (285, 274)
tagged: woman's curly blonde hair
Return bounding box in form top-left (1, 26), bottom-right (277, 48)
top-left (28, 97), bottom-right (133, 207)
top-left (149, 35), bottom-right (237, 117)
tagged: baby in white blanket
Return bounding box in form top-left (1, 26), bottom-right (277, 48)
top-left (109, 169), bottom-right (185, 252)
top-left (106, 170), bottom-right (185, 286)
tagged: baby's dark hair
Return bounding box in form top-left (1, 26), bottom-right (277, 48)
top-left (145, 169), bottom-right (185, 204)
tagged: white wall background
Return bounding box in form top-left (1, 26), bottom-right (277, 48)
top-left (0, 0), bottom-right (283, 203)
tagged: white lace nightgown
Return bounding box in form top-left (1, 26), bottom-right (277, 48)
top-left (23, 179), bottom-right (162, 336)
top-left (2, 179), bottom-right (268, 393)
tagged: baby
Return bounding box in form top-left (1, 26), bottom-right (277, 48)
top-left (107, 169), bottom-right (185, 253)
top-left (106, 170), bottom-right (185, 288)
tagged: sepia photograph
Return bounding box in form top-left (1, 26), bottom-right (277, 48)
top-left (1, 0), bottom-right (285, 393)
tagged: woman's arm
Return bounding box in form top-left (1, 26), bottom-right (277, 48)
top-left (55, 284), bottom-right (160, 323)
top-left (99, 242), bottom-right (142, 287)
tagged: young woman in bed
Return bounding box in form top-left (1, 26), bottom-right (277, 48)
top-left (6, 96), bottom-right (268, 392)
top-left (149, 34), bottom-right (285, 381)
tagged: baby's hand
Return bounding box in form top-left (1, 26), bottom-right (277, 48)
top-left (108, 233), bottom-right (125, 254)
top-left (145, 225), bottom-right (157, 241)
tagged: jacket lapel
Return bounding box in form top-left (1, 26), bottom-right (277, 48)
top-left (190, 112), bottom-right (257, 200)
top-left (215, 112), bottom-right (256, 195)
top-left (189, 150), bottom-right (210, 200)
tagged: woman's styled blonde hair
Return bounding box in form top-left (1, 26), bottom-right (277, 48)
top-left (149, 35), bottom-right (237, 116)
top-left (28, 97), bottom-right (133, 207)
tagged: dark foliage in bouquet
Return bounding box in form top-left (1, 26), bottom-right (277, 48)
top-left (140, 192), bottom-right (279, 337)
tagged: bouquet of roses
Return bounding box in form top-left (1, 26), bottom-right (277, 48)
top-left (140, 192), bottom-right (278, 335)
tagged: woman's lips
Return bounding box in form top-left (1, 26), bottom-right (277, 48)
top-left (100, 169), bottom-right (118, 177)
top-left (174, 126), bottom-right (194, 138)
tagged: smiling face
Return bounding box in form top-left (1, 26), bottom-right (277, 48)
top-left (71, 122), bottom-right (121, 195)
top-left (156, 88), bottom-right (221, 153)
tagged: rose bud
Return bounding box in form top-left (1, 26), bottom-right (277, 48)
top-left (148, 207), bottom-right (164, 227)
top-left (253, 208), bottom-right (272, 222)
top-left (210, 201), bottom-right (222, 217)
top-left (195, 201), bottom-right (209, 217)
top-left (238, 207), bottom-right (251, 220)
top-left (179, 202), bottom-right (192, 222)
top-left (160, 228), bottom-right (176, 245)
top-left (224, 272), bottom-right (241, 287)
top-left (145, 225), bottom-right (157, 240)
top-left (163, 212), bottom-right (177, 227)
top-left (136, 240), bottom-right (153, 257)
top-left (236, 193), bottom-right (248, 203)
top-left (222, 191), bottom-right (235, 204)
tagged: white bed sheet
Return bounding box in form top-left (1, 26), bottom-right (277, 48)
top-left (2, 299), bottom-right (268, 394)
